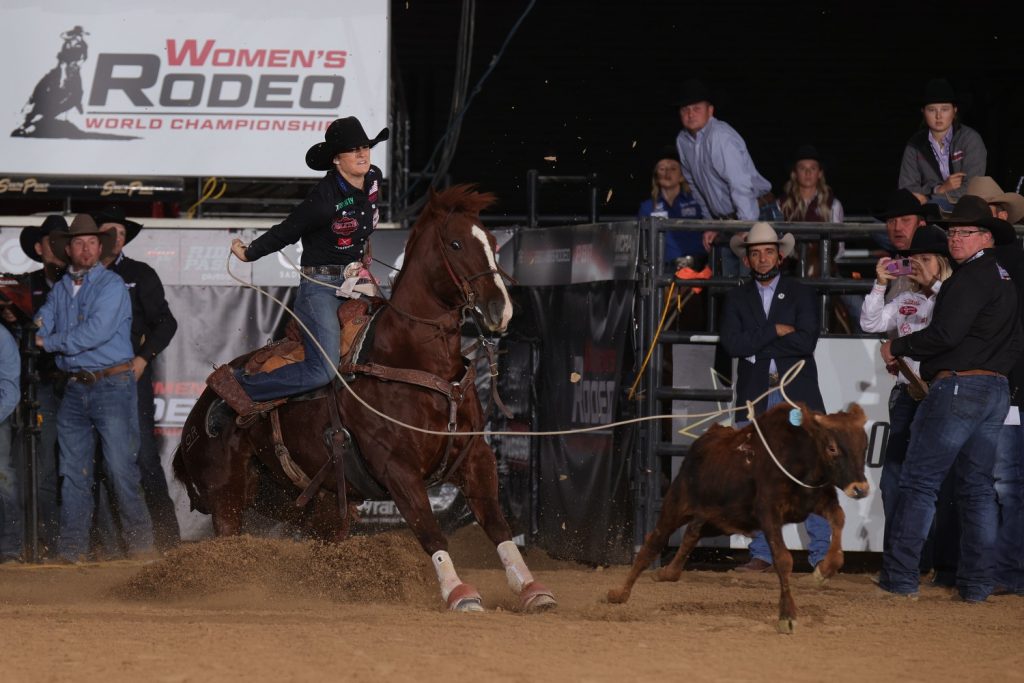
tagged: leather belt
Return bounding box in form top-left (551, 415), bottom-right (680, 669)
top-left (300, 265), bottom-right (345, 276)
top-left (67, 361), bottom-right (134, 385)
top-left (930, 369), bottom-right (1003, 385)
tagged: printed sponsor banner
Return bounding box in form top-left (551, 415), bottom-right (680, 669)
top-left (0, 0), bottom-right (389, 177)
top-left (513, 223), bottom-right (638, 286)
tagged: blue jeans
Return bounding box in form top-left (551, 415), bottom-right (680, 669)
top-left (241, 274), bottom-right (344, 401)
top-left (0, 417), bottom-right (21, 560)
top-left (744, 389), bottom-right (832, 568)
top-left (57, 371), bottom-right (153, 560)
top-left (880, 375), bottom-right (1007, 601)
top-left (881, 384), bottom-right (919, 553)
top-left (994, 422), bottom-right (1024, 592)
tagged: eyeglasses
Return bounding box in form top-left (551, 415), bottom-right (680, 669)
top-left (947, 228), bottom-right (988, 239)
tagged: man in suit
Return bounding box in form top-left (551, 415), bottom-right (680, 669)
top-left (719, 222), bottom-right (829, 572)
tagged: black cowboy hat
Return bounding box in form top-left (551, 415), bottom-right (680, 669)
top-left (923, 78), bottom-right (957, 107)
top-left (19, 215), bottom-right (68, 262)
top-left (49, 214), bottom-right (118, 265)
top-left (305, 117), bottom-right (389, 171)
top-left (655, 144), bottom-right (680, 165)
top-left (92, 205), bottom-right (143, 243)
top-left (675, 79), bottom-right (712, 108)
top-left (875, 189), bottom-right (942, 221)
top-left (937, 195), bottom-right (1017, 246)
top-left (898, 224), bottom-right (950, 257)
top-left (794, 144), bottom-right (821, 164)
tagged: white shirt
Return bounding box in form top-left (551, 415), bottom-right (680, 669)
top-left (860, 281), bottom-right (942, 383)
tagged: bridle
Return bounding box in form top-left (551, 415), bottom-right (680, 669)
top-left (432, 208), bottom-right (516, 315)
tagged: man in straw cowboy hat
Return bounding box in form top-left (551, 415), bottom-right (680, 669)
top-left (878, 196), bottom-right (1023, 601)
top-left (209, 116), bottom-right (388, 417)
top-left (718, 222), bottom-right (831, 573)
top-left (964, 176), bottom-right (1024, 225)
top-left (35, 214), bottom-right (155, 563)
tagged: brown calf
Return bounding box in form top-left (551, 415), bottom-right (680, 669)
top-left (607, 403), bottom-right (869, 633)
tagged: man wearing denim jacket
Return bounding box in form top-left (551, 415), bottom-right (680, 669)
top-left (35, 214), bottom-right (154, 563)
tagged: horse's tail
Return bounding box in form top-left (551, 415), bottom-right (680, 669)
top-left (171, 443), bottom-right (204, 513)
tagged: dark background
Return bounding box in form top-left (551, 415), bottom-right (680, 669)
top-left (392, 0), bottom-right (1024, 220)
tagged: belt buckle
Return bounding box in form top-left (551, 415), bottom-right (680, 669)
top-left (768, 372), bottom-right (780, 386)
top-left (71, 370), bottom-right (97, 384)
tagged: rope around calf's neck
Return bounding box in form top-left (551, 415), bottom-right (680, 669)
top-left (223, 255), bottom-right (809, 440)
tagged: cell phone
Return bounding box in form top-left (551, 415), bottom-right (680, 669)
top-left (886, 258), bottom-right (913, 277)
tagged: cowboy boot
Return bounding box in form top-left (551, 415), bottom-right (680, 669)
top-left (206, 365), bottom-right (285, 418)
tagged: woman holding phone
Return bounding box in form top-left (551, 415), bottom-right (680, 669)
top-left (860, 225), bottom-right (952, 557)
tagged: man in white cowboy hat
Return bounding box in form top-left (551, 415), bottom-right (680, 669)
top-left (209, 115), bottom-right (388, 416)
top-left (93, 205), bottom-right (180, 550)
top-left (719, 221), bottom-right (830, 573)
top-left (964, 176), bottom-right (1024, 225)
top-left (34, 214), bottom-right (155, 563)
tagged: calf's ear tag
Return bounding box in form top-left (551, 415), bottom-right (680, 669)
top-left (789, 408), bottom-right (803, 427)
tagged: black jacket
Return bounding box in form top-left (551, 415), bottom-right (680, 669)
top-left (892, 250), bottom-right (1023, 380)
top-left (245, 166), bottom-right (381, 267)
top-left (107, 254), bottom-right (178, 362)
top-left (719, 276), bottom-right (825, 415)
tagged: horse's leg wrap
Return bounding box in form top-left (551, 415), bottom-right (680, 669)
top-left (497, 541), bottom-right (556, 611)
top-left (432, 550), bottom-right (482, 612)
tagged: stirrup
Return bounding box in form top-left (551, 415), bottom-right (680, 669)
top-left (206, 364), bottom-right (286, 418)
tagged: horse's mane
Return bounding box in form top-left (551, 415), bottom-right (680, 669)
top-left (391, 185), bottom-right (497, 291)
top-left (415, 184), bottom-right (497, 229)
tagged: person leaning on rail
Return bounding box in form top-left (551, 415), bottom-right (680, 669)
top-left (717, 221), bottom-right (831, 573)
top-left (208, 116), bottom-right (387, 417)
top-left (637, 145), bottom-right (704, 272)
top-left (34, 215), bottom-right (156, 564)
top-left (878, 197), bottom-right (1023, 603)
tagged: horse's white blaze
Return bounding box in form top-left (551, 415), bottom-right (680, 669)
top-left (471, 224), bottom-right (512, 329)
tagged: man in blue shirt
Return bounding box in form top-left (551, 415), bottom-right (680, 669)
top-left (35, 214), bottom-right (155, 563)
top-left (675, 79), bottom-right (778, 275)
top-left (0, 324), bottom-right (21, 562)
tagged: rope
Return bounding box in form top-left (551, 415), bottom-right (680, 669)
top-left (186, 177), bottom-right (227, 218)
top-left (627, 280), bottom-right (674, 400)
top-left (223, 254), bottom-right (808, 440)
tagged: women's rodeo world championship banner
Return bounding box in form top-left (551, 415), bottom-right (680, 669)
top-left (0, 0), bottom-right (389, 177)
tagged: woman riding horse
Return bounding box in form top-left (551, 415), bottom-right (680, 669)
top-left (208, 116), bottom-right (387, 416)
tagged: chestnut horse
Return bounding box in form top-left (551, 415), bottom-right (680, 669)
top-left (173, 186), bottom-right (556, 612)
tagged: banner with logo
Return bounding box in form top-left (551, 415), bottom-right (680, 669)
top-left (0, 0), bottom-right (389, 177)
top-left (531, 282), bottom-right (636, 565)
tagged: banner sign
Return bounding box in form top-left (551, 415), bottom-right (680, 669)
top-left (0, 175), bottom-right (184, 200)
top-left (514, 223), bottom-right (638, 286)
top-left (0, 0), bottom-right (389, 177)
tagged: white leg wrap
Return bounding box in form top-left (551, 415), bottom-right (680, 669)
top-left (431, 550), bottom-right (462, 602)
top-left (497, 540), bottom-right (535, 594)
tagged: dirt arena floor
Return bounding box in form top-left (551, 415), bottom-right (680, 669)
top-left (1, 525), bottom-right (1022, 683)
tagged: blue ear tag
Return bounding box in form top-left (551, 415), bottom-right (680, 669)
top-left (789, 408), bottom-right (803, 427)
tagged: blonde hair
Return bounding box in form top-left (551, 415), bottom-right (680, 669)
top-left (910, 254), bottom-right (953, 292)
top-left (779, 165), bottom-right (835, 222)
top-left (650, 159), bottom-right (691, 204)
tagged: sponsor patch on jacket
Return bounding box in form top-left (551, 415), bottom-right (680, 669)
top-left (899, 304), bottom-right (918, 316)
top-left (372, 208), bottom-right (379, 228)
top-left (951, 150), bottom-right (964, 162)
top-left (335, 197), bottom-right (354, 210)
top-left (332, 216), bottom-right (359, 235)
top-left (368, 180), bottom-right (379, 203)
top-left (998, 264), bottom-right (1012, 280)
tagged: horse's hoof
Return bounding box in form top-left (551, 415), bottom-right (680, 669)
top-left (812, 565), bottom-right (830, 586)
top-left (654, 567), bottom-right (682, 583)
top-left (776, 617), bottom-right (796, 635)
top-left (606, 588), bottom-right (630, 604)
top-left (446, 583), bottom-right (484, 612)
top-left (519, 581), bottom-right (557, 612)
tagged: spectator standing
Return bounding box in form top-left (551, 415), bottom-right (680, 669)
top-left (719, 222), bottom-right (830, 572)
top-left (35, 215), bottom-right (155, 563)
top-left (6, 215), bottom-right (68, 557)
top-left (859, 225), bottom-right (952, 557)
top-left (878, 199), bottom-right (1022, 602)
top-left (0, 325), bottom-right (21, 562)
top-left (777, 144), bottom-right (845, 225)
top-left (674, 79), bottom-right (778, 275)
top-left (638, 146), bottom-right (704, 270)
top-left (899, 78), bottom-right (987, 211)
top-left (874, 189), bottom-right (942, 302)
top-left (94, 206), bottom-right (180, 550)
